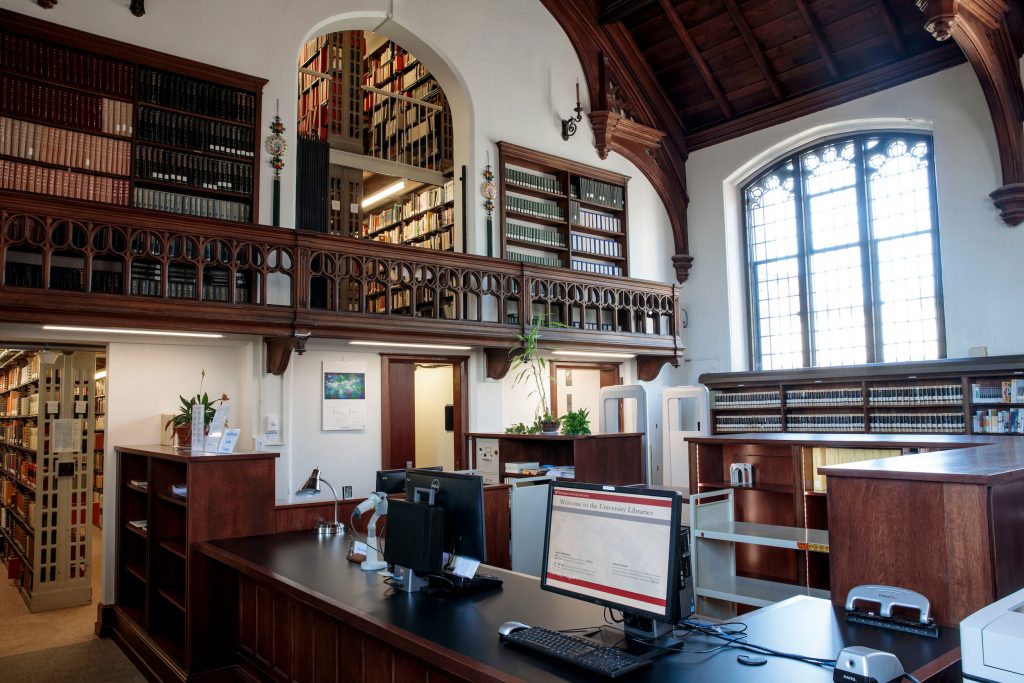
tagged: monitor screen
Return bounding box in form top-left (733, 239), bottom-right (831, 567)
top-left (404, 468), bottom-right (486, 562)
top-left (376, 466), bottom-right (441, 495)
top-left (541, 483), bottom-right (679, 621)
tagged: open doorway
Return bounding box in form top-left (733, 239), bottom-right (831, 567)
top-left (380, 355), bottom-right (468, 471)
top-left (549, 362), bottom-right (622, 431)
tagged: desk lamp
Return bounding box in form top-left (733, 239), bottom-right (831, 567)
top-left (295, 467), bottom-right (345, 535)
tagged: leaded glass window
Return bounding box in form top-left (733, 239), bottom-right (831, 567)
top-left (744, 133), bottom-right (944, 370)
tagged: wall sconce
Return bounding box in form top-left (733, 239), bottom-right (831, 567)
top-left (561, 82), bottom-right (584, 141)
top-left (130, 0), bottom-right (146, 17)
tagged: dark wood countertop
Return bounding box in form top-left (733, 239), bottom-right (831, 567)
top-left (198, 532), bottom-right (959, 682)
top-left (115, 444), bottom-right (280, 463)
top-left (466, 433), bottom-right (641, 440)
top-left (689, 433), bottom-right (1024, 484)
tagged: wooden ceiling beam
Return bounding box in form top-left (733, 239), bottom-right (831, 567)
top-left (657, 0), bottom-right (735, 119)
top-left (793, 0), bottom-right (841, 81)
top-left (918, 0), bottom-right (1024, 225)
top-left (874, 0), bottom-right (908, 57)
top-left (723, 0), bottom-right (784, 102)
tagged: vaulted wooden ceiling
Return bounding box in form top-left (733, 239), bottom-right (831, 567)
top-left (602, 0), bottom-right (966, 149)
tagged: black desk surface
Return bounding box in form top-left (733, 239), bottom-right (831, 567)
top-left (200, 532), bottom-right (960, 683)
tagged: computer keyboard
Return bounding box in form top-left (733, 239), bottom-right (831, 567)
top-left (501, 626), bottom-right (650, 678)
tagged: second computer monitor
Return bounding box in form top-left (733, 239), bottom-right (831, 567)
top-left (404, 468), bottom-right (487, 562)
top-left (376, 465), bottom-right (442, 494)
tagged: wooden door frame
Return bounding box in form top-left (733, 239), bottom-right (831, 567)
top-left (380, 354), bottom-right (470, 471)
top-left (549, 361), bottom-right (622, 418)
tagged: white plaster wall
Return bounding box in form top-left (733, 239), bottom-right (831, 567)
top-left (682, 62), bottom-right (1024, 380)
top-left (413, 364), bottom-right (455, 469)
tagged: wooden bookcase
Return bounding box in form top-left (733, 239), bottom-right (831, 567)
top-left (497, 141), bottom-right (629, 277)
top-left (363, 38), bottom-right (454, 173)
top-left (112, 445), bottom-right (278, 676)
top-left (360, 177), bottom-right (456, 251)
top-left (701, 355), bottom-right (1024, 436)
top-left (0, 349), bottom-right (97, 612)
top-left (297, 31), bottom-right (364, 153)
top-left (0, 9), bottom-right (266, 224)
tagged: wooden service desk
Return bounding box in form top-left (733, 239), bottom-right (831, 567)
top-left (821, 434), bottom-right (1024, 627)
top-left (192, 532), bottom-right (960, 683)
top-left (467, 432), bottom-right (644, 485)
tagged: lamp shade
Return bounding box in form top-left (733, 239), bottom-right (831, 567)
top-left (296, 467), bottom-right (322, 496)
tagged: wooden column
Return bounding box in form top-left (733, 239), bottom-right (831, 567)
top-left (918, 0), bottom-right (1024, 225)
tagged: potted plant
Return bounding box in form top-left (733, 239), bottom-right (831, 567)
top-left (507, 316), bottom-right (561, 433)
top-left (165, 370), bottom-right (229, 448)
top-left (560, 408), bottom-right (591, 436)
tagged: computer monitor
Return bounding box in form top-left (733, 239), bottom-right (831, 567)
top-left (541, 482), bottom-right (680, 639)
top-left (376, 465), bottom-right (442, 495)
top-left (404, 468), bottom-right (487, 562)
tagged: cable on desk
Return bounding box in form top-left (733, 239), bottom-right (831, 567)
top-left (678, 620), bottom-right (837, 669)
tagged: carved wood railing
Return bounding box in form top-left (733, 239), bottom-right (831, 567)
top-left (0, 192), bottom-right (681, 377)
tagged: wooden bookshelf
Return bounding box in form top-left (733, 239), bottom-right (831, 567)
top-left (360, 177), bottom-right (456, 251)
top-left (701, 355), bottom-right (1024, 436)
top-left (297, 32), bottom-right (364, 153)
top-left (0, 349), bottom-right (98, 612)
top-left (112, 445), bottom-right (278, 677)
top-left (497, 141), bottom-right (629, 277)
top-left (0, 9), bottom-right (266, 224)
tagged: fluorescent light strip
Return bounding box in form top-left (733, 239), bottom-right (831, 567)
top-left (94, 370), bottom-right (107, 380)
top-left (43, 325), bottom-right (224, 339)
top-left (349, 341), bottom-right (471, 351)
top-left (361, 180), bottom-right (406, 208)
top-left (551, 351), bottom-right (634, 359)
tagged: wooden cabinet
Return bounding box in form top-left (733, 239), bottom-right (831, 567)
top-left (701, 354), bottom-right (1024, 436)
top-left (498, 141), bottom-right (629, 281)
top-left (468, 432), bottom-right (644, 486)
top-left (110, 445), bottom-right (277, 680)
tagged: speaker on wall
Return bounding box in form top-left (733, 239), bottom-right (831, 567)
top-left (444, 404), bottom-right (454, 432)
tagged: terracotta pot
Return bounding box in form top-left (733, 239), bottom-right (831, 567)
top-left (540, 420), bottom-right (560, 434)
top-left (173, 424), bottom-right (192, 448)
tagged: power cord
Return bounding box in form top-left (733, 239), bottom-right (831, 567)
top-left (678, 620), bottom-right (837, 670)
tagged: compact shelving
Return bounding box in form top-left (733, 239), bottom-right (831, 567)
top-left (703, 355), bottom-right (1024, 436)
top-left (498, 141), bottom-right (629, 277)
top-left (0, 349), bottom-right (97, 612)
top-left (296, 31), bottom-right (364, 153)
top-left (0, 10), bottom-right (266, 224)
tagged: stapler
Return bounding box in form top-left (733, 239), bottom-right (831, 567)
top-left (845, 585), bottom-right (939, 638)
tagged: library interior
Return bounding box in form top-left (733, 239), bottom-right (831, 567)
top-left (1, 0), bottom-right (1024, 682)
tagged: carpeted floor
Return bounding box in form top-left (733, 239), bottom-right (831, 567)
top-left (0, 639), bottom-right (146, 683)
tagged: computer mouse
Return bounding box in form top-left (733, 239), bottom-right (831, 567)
top-left (498, 621), bottom-right (530, 638)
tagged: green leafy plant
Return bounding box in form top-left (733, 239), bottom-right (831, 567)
top-left (560, 408), bottom-right (592, 436)
top-left (505, 420), bottom-right (543, 435)
top-left (507, 316), bottom-right (566, 427)
top-left (165, 369), bottom-right (229, 430)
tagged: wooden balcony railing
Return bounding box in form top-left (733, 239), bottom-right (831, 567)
top-left (0, 192), bottom-right (682, 378)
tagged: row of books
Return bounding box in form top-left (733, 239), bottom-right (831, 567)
top-left (367, 211), bottom-right (453, 246)
top-left (787, 388), bottom-right (862, 406)
top-left (506, 251), bottom-right (564, 268)
top-left (506, 222), bottom-right (565, 248)
top-left (788, 414), bottom-right (865, 432)
top-left (973, 409), bottom-right (1024, 434)
top-left (133, 187), bottom-right (251, 223)
top-left (2, 392), bottom-right (37, 418)
top-left (4, 262), bottom-right (41, 288)
top-left (715, 415), bottom-right (782, 432)
top-left (363, 181), bottom-right (454, 234)
top-left (811, 448), bottom-right (899, 492)
top-left (2, 451), bottom-right (36, 488)
top-left (868, 385), bottom-right (962, 405)
top-left (506, 195), bottom-right (564, 221)
top-left (50, 265), bottom-right (84, 292)
top-left (138, 67), bottom-right (257, 125)
top-left (129, 262), bottom-right (162, 297)
top-left (0, 358), bottom-right (39, 393)
top-left (366, 48), bottom-right (410, 89)
top-left (972, 380), bottom-right (1024, 404)
top-left (0, 31), bottom-right (136, 99)
top-left (570, 232), bottom-right (620, 258)
top-left (0, 159), bottom-right (129, 205)
top-left (0, 423), bottom-right (35, 449)
top-left (714, 391), bottom-right (781, 408)
top-left (92, 270), bottom-right (123, 294)
top-left (399, 62), bottom-right (429, 92)
top-left (136, 145), bottom-right (253, 195)
top-left (505, 167), bottom-right (563, 195)
top-left (0, 117), bottom-right (131, 177)
top-left (405, 227), bottom-right (454, 251)
top-left (870, 413), bottom-right (965, 433)
top-left (571, 177), bottom-right (624, 209)
top-left (137, 107), bottom-right (255, 159)
top-left (571, 202), bottom-right (622, 233)
top-left (570, 259), bottom-right (622, 276)
top-left (0, 74), bottom-right (131, 137)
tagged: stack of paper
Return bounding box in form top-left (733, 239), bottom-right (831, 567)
top-left (171, 484), bottom-right (187, 498)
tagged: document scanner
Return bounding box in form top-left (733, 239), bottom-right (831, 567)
top-left (961, 587), bottom-right (1024, 682)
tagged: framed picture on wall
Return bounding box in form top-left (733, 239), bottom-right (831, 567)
top-left (322, 362), bottom-right (368, 430)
